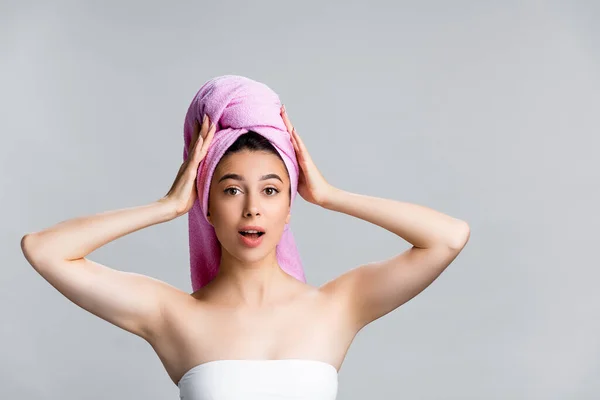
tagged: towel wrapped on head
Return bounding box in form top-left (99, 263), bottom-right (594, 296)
top-left (182, 75), bottom-right (306, 292)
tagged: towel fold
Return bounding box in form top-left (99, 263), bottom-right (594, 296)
top-left (182, 75), bottom-right (306, 291)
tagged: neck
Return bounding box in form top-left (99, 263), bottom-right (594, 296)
top-left (211, 251), bottom-right (294, 308)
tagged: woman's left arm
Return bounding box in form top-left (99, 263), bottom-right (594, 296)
top-left (281, 104), bottom-right (468, 249)
top-left (280, 105), bottom-right (469, 330)
top-left (320, 187), bottom-right (469, 330)
top-left (321, 187), bottom-right (469, 250)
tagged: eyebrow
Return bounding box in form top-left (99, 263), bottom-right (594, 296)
top-left (217, 173), bottom-right (283, 184)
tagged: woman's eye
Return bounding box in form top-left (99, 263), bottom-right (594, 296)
top-left (224, 187), bottom-right (279, 196)
top-left (224, 188), bottom-right (240, 195)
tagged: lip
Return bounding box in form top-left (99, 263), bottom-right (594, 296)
top-left (237, 225), bottom-right (266, 233)
top-left (238, 231), bottom-right (265, 248)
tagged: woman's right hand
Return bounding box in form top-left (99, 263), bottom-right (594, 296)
top-left (160, 115), bottom-right (216, 217)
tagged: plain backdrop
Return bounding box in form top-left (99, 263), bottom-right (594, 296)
top-left (2, 1), bottom-right (599, 399)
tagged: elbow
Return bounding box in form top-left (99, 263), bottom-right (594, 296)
top-left (21, 234), bottom-right (37, 264)
top-left (21, 233), bottom-right (35, 255)
top-left (448, 221), bottom-right (470, 251)
top-left (21, 234), bottom-right (47, 269)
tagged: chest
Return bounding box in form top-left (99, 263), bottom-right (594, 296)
top-left (152, 290), bottom-right (356, 384)
top-left (184, 294), bottom-right (346, 358)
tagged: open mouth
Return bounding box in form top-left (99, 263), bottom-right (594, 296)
top-left (238, 231), bottom-right (265, 239)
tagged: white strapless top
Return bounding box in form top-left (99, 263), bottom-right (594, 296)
top-left (177, 359), bottom-right (338, 400)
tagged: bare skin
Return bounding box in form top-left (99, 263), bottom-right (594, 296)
top-left (21, 105), bottom-right (469, 388)
top-left (149, 276), bottom-right (357, 385)
top-left (152, 110), bottom-right (358, 385)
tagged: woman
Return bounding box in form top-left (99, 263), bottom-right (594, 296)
top-left (21, 81), bottom-right (470, 399)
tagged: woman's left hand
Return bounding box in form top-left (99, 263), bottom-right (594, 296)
top-left (280, 105), bottom-right (334, 207)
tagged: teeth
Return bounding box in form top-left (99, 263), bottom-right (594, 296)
top-left (241, 230), bottom-right (262, 234)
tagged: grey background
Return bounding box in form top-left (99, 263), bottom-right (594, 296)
top-left (2, 1), bottom-right (599, 399)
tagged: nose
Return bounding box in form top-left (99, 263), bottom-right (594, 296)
top-left (243, 193), bottom-right (261, 217)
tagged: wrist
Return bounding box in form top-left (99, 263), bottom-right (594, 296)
top-left (155, 198), bottom-right (180, 220)
top-left (319, 185), bottom-right (343, 209)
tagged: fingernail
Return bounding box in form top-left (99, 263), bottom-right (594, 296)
top-left (203, 114), bottom-right (208, 123)
top-left (282, 104), bottom-right (286, 113)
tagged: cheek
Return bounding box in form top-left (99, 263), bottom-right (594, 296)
top-left (273, 205), bottom-right (291, 226)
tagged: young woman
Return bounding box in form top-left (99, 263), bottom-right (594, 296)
top-left (21, 105), bottom-right (470, 399)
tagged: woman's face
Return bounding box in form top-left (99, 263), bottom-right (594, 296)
top-left (207, 149), bottom-right (291, 261)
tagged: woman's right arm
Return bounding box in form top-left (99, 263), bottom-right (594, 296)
top-left (21, 115), bottom-right (216, 342)
top-left (20, 200), bottom-right (185, 342)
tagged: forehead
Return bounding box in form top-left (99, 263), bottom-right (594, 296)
top-left (213, 150), bottom-right (288, 181)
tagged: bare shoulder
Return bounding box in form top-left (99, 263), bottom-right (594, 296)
top-left (148, 278), bottom-right (358, 382)
top-left (317, 244), bottom-right (467, 330)
top-left (317, 277), bottom-right (363, 333)
top-left (144, 282), bottom-right (199, 339)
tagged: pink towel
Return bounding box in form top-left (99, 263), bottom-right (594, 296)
top-left (182, 75), bottom-right (306, 291)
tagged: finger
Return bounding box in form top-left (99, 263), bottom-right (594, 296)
top-left (200, 114), bottom-right (210, 139)
top-left (290, 130), bottom-right (300, 156)
top-left (202, 122), bottom-right (216, 151)
top-left (193, 135), bottom-right (204, 156)
top-left (189, 119), bottom-right (200, 153)
top-left (280, 106), bottom-right (293, 133)
top-left (193, 119), bottom-right (210, 152)
top-left (292, 128), bottom-right (313, 161)
top-left (291, 127), bottom-right (305, 152)
top-left (195, 122), bottom-right (216, 159)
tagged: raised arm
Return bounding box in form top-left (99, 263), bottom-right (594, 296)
top-left (319, 188), bottom-right (469, 331)
top-left (21, 201), bottom-right (184, 341)
top-left (20, 115), bottom-right (216, 341)
top-left (279, 106), bottom-right (469, 332)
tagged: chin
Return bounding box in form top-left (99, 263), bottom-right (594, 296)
top-left (224, 240), bottom-right (274, 260)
